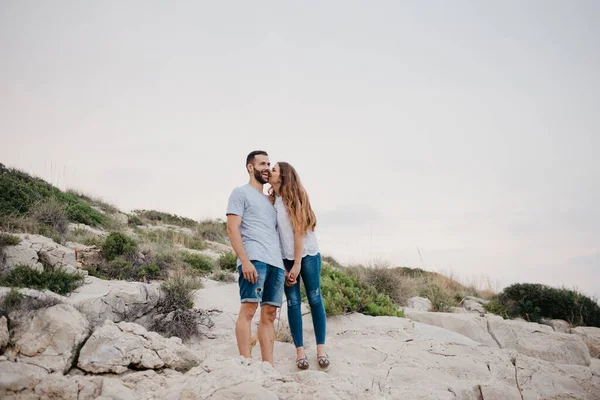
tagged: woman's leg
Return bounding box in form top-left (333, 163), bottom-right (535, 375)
top-left (299, 253), bottom-right (327, 356)
top-left (283, 259), bottom-right (305, 356)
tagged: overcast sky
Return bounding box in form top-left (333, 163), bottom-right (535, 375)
top-left (1, 1), bottom-right (598, 297)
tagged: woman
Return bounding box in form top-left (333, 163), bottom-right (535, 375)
top-left (269, 162), bottom-right (329, 371)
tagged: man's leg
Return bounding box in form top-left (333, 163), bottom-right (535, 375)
top-left (236, 302), bottom-right (258, 358)
top-left (258, 304), bottom-right (277, 365)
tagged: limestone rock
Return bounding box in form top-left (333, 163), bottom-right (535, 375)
top-left (33, 374), bottom-right (79, 399)
top-left (407, 296), bottom-right (432, 311)
top-left (5, 303), bottom-right (89, 374)
top-left (571, 326), bottom-right (600, 358)
top-left (463, 295), bottom-right (490, 305)
top-left (78, 321), bottom-right (200, 374)
top-left (405, 310), bottom-right (499, 347)
top-left (69, 276), bottom-right (160, 326)
top-left (488, 318), bottom-right (591, 366)
top-left (1, 234), bottom-right (81, 275)
top-left (462, 299), bottom-right (486, 314)
top-left (540, 318), bottom-right (571, 333)
top-left (0, 361), bottom-right (48, 394)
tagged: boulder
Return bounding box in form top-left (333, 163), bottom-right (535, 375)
top-left (405, 310), bottom-right (499, 347)
top-left (462, 299), bottom-right (486, 314)
top-left (592, 358), bottom-right (600, 377)
top-left (1, 234), bottom-right (81, 275)
top-left (71, 244), bottom-right (103, 267)
top-left (515, 353), bottom-right (600, 399)
top-left (33, 374), bottom-right (79, 399)
top-left (0, 361), bottom-right (48, 394)
top-left (69, 276), bottom-right (160, 326)
top-left (488, 318), bottom-right (591, 366)
top-left (570, 326), bottom-right (600, 358)
top-left (540, 318), bottom-right (571, 333)
top-left (406, 296), bottom-right (432, 311)
top-left (78, 321), bottom-right (200, 374)
top-left (100, 378), bottom-right (141, 400)
top-left (0, 316), bottom-right (8, 351)
top-left (5, 303), bottom-right (89, 374)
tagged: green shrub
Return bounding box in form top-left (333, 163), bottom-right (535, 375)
top-left (1, 287), bottom-right (23, 313)
top-left (186, 237), bottom-right (206, 251)
top-left (102, 232), bottom-right (137, 261)
top-left (127, 214), bottom-right (144, 227)
top-left (29, 198), bottom-right (69, 235)
top-left (320, 264), bottom-right (403, 317)
top-left (0, 232), bottom-right (21, 247)
top-left (182, 253), bottom-right (214, 274)
top-left (483, 299), bottom-right (510, 319)
top-left (0, 265), bottom-right (84, 295)
top-left (494, 283), bottom-right (600, 327)
top-left (217, 252), bottom-right (238, 272)
top-left (65, 228), bottom-right (105, 247)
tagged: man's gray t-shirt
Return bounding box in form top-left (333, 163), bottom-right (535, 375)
top-left (226, 184), bottom-right (284, 270)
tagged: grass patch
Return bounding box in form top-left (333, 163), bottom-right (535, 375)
top-left (360, 263), bottom-right (419, 306)
top-left (217, 252), bottom-right (237, 272)
top-left (102, 232), bottom-right (137, 261)
top-left (66, 189), bottom-right (119, 214)
top-left (0, 264), bottom-right (84, 295)
top-left (29, 197), bottom-right (70, 236)
top-left (492, 283), bottom-right (600, 327)
top-left (64, 228), bottom-right (105, 247)
top-left (182, 253), bottom-right (215, 274)
top-left (0, 232), bottom-right (21, 247)
top-left (1, 287), bottom-right (23, 313)
top-left (320, 263), bottom-right (403, 317)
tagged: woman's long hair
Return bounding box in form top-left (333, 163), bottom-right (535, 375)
top-left (270, 162), bottom-right (317, 234)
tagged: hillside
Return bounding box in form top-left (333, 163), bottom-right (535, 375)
top-left (1, 163), bottom-right (600, 399)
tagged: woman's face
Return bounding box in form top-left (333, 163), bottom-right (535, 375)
top-left (269, 163), bottom-right (281, 186)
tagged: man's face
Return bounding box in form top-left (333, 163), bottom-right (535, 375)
top-left (250, 155), bottom-right (271, 184)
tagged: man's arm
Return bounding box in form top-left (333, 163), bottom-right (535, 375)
top-left (227, 214), bottom-right (258, 284)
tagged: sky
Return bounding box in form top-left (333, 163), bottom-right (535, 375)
top-left (1, 1), bottom-right (598, 297)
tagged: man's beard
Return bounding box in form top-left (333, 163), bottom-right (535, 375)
top-left (254, 168), bottom-right (269, 184)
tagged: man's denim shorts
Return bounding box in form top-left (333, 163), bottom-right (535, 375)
top-left (238, 261), bottom-right (285, 307)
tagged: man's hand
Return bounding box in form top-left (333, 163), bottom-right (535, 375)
top-left (286, 262), bottom-right (301, 286)
top-left (241, 260), bottom-right (258, 284)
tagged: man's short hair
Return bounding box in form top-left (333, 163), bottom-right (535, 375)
top-left (246, 150), bottom-right (268, 171)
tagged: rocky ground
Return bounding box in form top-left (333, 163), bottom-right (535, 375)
top-left (1, 229), bottom-right (600, 399)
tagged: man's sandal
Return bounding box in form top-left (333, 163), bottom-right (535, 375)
top-left (317, 354), bottom-right (330, 372)
top-left (296, 357), bottom-right (309, 370)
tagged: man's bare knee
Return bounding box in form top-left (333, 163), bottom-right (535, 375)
top-left (239, 303), bottom-right (258, 321)
top-left (261, 305), bottom-right (277, 323)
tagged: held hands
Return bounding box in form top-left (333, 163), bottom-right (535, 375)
top-left (286, 263), bottom-right (301, 286)
top-left (241, 260), bottom-right (258, 284)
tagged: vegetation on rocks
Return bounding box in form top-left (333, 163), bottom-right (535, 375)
top-left (0, 232), bottom-right (21, 247)
top-left (217, 252), bottom-right (237, 272)
top-left (0, 264), bottom-right (84, 295)
top-left (488, 283), bottom-right (600, 327)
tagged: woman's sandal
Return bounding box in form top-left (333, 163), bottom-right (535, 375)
top-left (296, 357), bottom-right (309, 370)
top-left (317, 354), bottom-right (330, 372)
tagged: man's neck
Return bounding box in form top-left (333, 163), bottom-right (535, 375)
top-left (248, 179), bottom-right (264, 193)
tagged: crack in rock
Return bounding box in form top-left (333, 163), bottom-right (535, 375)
top-left (487, 318), bottom-right (502, 348)
top-left (511, 357), bottom-right (524, 400)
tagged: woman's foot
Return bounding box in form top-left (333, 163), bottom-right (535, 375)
top-left (316, 345), bottom-right (329, 371)
top-left (295, 347), bottom-right (309, 370)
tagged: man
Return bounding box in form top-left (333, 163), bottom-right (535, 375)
top-left (226, 150), bottom-right (285, 366)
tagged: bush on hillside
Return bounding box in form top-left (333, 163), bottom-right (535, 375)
top-left (320, 264), bottom-right (403, 317)
top-left (492, 283), bottom-right (600, 327)
top-left (0, 264), bottom-right (84, 295)
top-left (102, 232), bottom-right (137, 261)
top-left (362, 264), bottom-right (419, 306)
top-left (182, 253), bottom-right (214, 274)
top-left (217, 252), bottom-right (237, 272)
top-left (210, 269), bottom-right (236, 283)
top-left (0, 163), bottom-right (105, 227)
top-left (0, 287), bottom-right (63, 317)
top-left (29, 198), bottom-right (69, 235)
top-left (66, 189), bottom-right (119, 214)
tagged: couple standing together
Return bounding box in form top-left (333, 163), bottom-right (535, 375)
top-left (226, 150), bottom-right (329, 371)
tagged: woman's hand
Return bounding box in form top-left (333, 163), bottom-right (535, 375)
top-left (286, 262), bottom-right (301, 286)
